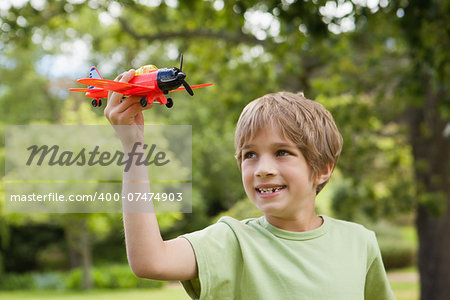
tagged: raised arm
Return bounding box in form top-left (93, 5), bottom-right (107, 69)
top-left (104, 70), bottom-right (198, 281)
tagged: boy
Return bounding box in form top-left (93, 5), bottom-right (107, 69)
top-left (105, 69), bottom-right (395, 299)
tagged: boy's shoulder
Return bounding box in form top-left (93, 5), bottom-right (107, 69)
top-left (182, 216), bottom-right (261, 240)
top-left (180, 216), bottom-right (263, 254)
top-left (325, 215), bottom-right (372, 231)
top-left (215, 215), bottom-right (264, 232)
top-left (324, 216), bottom-right (380, 255)
top-left (324, 215), bottom-right (376, 238)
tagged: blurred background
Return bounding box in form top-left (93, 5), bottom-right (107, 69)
top-left (0, 0), bottom-right (448, 299)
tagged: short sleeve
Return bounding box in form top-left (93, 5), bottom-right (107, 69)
top-left (180, 219), bottom-right (242, 300)
top-left (364, 232), bottom-right (396, 300)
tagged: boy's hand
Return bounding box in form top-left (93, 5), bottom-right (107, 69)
top-left (104, 69), bottom-right (145, 147)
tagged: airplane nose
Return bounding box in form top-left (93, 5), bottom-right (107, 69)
top-left (176, 72), bottom-right (186, 80)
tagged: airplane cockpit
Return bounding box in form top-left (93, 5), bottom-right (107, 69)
top-left (135, 65), bottom-right (158, 75)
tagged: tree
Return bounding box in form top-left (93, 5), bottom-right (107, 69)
top-left (395, 1), bottom-right (450, 298)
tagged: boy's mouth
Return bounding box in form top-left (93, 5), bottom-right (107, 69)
top-left (255, 185), bottom-right (286, 194)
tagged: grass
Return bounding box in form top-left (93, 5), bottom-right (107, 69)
top-left (0, 283), bottom-right (190, 300)
top-left (0, 268), bottom-right (419, 300)
top-left (391, 281), bottom-right (420, 300)
top-left (389, 267), bottom-right (420, 300)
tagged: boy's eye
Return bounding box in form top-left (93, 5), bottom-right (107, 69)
top-left (276, 150), bottom-right (291, 156)
top-left (243, 151), bottom-right (256, 159)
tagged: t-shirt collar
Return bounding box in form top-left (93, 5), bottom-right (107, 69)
top-left (259, 215), bottom-right (330, 241)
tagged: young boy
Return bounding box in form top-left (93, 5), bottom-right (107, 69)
top-left (105, 69), bottom-right (395, 300)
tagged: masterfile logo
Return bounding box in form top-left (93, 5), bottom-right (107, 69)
top-left (5, 125), bottom-right (192, 213)
top-left (25, 143), bottom-right (170, 172)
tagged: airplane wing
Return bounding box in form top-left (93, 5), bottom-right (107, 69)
top-left (77, 78), bottom-right (156, 96)
top-left (69, 88), bottom-right (100, 92)
top-left (171, 83), bottom-right (213, 92)
top-left (69, 87), bottom-right (109, 98)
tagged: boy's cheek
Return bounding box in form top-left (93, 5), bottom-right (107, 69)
top-left (242, 173), bottom-right (256, 196)
top-left (241, 168), bottom-right (252, 181)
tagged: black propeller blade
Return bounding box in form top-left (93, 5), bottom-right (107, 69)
top-left (182, 80), bottom-right (194, 96)
top-left (177, 53), bottom-right (193, 96)
top-left (179, 53), bottom-right (183, 72)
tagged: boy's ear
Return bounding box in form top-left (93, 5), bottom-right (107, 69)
top-left (314, 164), bottom-right (334, 185)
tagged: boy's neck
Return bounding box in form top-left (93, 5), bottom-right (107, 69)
top-left (265, 213), bottom-right (323, 232)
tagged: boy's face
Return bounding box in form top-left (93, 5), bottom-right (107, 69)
top-left (241, 126), bottom-right (320, 220)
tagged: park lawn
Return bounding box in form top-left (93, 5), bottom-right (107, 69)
top-left (389, 267), bottom-right (420, 300)
top-left (391, 281), bottom-right (419, 300)
top-left (0, 268), bottom-right (419, 300)
top-left (0, 283), bottom-right (190, 300)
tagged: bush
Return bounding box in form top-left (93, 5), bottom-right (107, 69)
top-left (36, 244), bottom-right (69, 270)
top-left (64, 268), bottom-right (82, 290)
top-left (378, 239), bottom-right (416, 270)
top-left (91, 265), bottom-right (163, 289)
top-left (0, 272), bottom-right (35, 290)
top-left (32, 272), bottom-right (65, 290)
top-left (370, 224), bottom-right (417, 270)
top-left (0, 264), bottom-right (163, 291)
top-left (65, 265), bottom-right (163, 290)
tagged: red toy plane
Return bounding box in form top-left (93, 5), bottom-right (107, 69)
top-left (69, 54), bottom-right (212, 108)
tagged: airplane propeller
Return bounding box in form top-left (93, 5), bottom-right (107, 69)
top-left (177, 53), bottom-right (194, 96)
top-left (182, 80), bottom-right (194, 96)
top-left (179, 53), bottom-right (183, 71)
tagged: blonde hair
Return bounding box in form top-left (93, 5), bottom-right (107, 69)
top-left (234, 92), bottom-right (343, 194)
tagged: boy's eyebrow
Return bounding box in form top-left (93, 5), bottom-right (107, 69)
top-left (242, 144), bottom-right (254, 150)
top-left (242, 142), bottom-right (296, 150)
top-left (273, 142), bottom-right (295, 148)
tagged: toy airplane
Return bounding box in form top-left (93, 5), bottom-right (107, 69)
top-left (69, 54), bottom-right (212, 108)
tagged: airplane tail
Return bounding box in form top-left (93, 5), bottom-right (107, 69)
top-left (88, 66), bottom-right (102, 89)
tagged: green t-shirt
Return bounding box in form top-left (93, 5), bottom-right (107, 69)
top-left (181, 215), bottom-right (395, 300)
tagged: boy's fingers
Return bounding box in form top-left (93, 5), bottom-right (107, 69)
top-left (115, 72), bottom-right (125, 81)
top-left (106, 69), bottom-right (136, 108)
top-left (113, 96), bottom-right (141, 114)
top-left (106, 96), bottom-right (144, 125)
top-left (106, 72), bottom-right (125, 106)
top-left (119, 69), bottom-right (135, 84)
top-left (114, 102), bottom-right (145, 125)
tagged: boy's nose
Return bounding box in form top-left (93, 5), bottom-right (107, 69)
top-left (255, 169), bottom-right (275, 177)
top-left (255, 156), bottom-right (277, 177)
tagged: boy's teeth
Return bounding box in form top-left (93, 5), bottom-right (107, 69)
top-left (257, 187), bottom-right (283, 193)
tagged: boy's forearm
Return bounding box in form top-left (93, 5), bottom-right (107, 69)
top-left (104, 71), bottom-right (197, 281)
top-left (121, 143), bottom-right (166, 278)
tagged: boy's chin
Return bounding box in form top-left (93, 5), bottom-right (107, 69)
top-left (252, 201), bottom-right (285, 216)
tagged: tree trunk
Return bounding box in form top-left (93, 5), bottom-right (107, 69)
top-left (409, 77), bottom-right (450, 300)
top-left (80, 220), bottom-right (93, 290)
top-left (65, 218), bottom-right (93, 290)
top-left (416, 206), bottom-right (450, 300)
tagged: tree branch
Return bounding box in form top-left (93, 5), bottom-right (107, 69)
top-left (117, 17), bottom-right (269, 47)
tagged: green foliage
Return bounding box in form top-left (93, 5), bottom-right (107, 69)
top-left (66, 265), bottom-right (163, 290)
top-left (364, 221), bottom-right (417, 271)
top-left (0, 272), bottom-right (35, 291)
top-left (36, 243), bottom-right (69, 271)
top-left (418, 191), bottom-right (447, 217)
top-left (0, 46), bottom-right (62, 124)
top-left (0, 264), bottom-right (163, 291)
top-left (379, 239), bottom-right (417, 271)
top-left (32, 272), bottom-right (65, 290)
top-left (377, 225), bottom-right (418, 271)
